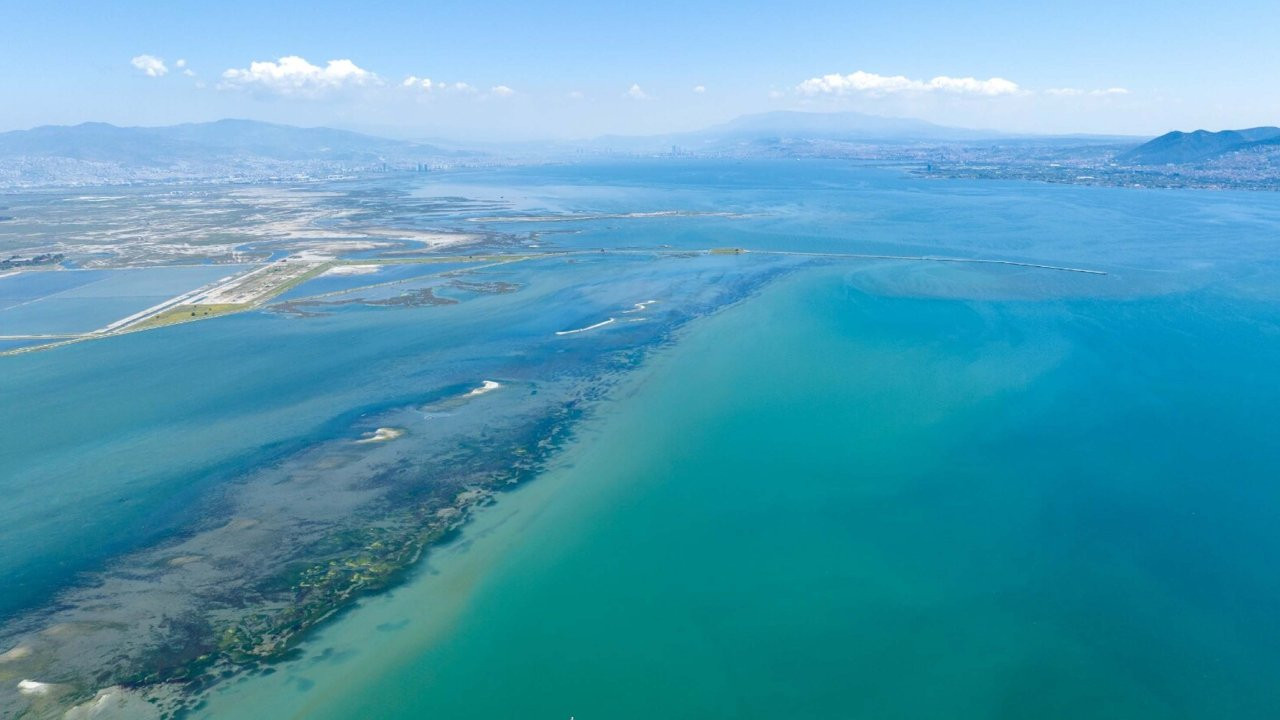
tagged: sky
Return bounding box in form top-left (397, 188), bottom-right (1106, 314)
top-left (2, 0), bottom-right (1277, 140)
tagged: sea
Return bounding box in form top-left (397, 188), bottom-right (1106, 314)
top-left (3, 160), bottom-right (1280, 719)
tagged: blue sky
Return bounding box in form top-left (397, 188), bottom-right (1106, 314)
top-left (3, 0), bottom-right (1277, 139)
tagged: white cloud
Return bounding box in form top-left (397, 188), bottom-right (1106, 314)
top-left (402, 76), bottom-right (480, 97)
top-left (928, 75), bottom-right (1021, 95)
top-left (174, 59), bottom-right (187, 69)
top-left (797, 70), bottom-right (1021, 97)
top-left (220, 56), bottom-right (380, 96)
top-left (1093, 87), bottom-right (1130, 96)
top-left (183, 69), bottom-right (196, 77)
top-left (567, 90), bottom-right (585, 100)
top-left (490, 85), bottom-right (515, 97)
top-left (131, 55), bottom-right (168, 78)
top-left (625, 83), bottom-right (649, 100)
top-left (693, 85), bottom-right (706, 94)
top-left (1046, 87), bottom-right (1083, 96)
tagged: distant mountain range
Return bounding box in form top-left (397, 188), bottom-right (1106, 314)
top-left (0, 119), bottom-right (452, 165)
top-left (584, 111), bottom-right (1018, 154)
top-left (0, 119), bottom-right (467, 186)
top-left (1, 114), bottom-right (1275, 188)
top-left (704, 110), bottom-right (970, 138)
top-left (1117, 127), bottom-right (1280, 165)
top-left (2, 113), bottom-right (1023, 185)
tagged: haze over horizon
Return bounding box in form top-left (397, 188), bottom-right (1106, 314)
top-left (4, 0), bottom-right (1277, 141)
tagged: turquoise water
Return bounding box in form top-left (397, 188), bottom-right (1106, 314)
top-left (4, 161), bottom-right (1280, 717)
top-left (199, 262), bottom-right (1280, 719)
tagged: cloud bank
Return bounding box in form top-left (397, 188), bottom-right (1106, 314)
top-left (797, 70), bottom-right (1021, 97)
top-left (130, 55), bottom-right (168, 78)
top-left (221, 56), bottom-right (380, 96)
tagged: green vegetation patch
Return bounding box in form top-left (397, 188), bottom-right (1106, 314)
top-left (130, 303), bottom-right (250, 331)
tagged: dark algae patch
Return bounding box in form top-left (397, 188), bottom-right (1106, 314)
top-left (271, 286), bottom-right (458, 317)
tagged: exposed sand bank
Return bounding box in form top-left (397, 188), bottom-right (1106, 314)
top-left (556, 318), bottom-right (617, 335)
top-left (467, 380), bottom-right (502, 396)
top-left (356, 427), bottom-right (405, 444)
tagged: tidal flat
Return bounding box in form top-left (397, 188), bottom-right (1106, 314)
top-left (3, 160), bottom-right (1280, 718)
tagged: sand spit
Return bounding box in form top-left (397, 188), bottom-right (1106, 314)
top-left (467, 380), bottom-right (502, 397)
top-left (17, 679), bottom-right (55, 695)
top-left (356, 427), bottom-right (405, 444)
top-left (622, 300), bottom-right (658, 313)
top-left (556, 318), bottom-right (617, 335)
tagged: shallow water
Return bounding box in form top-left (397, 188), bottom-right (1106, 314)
top-left (0, 265), bottom-right (245, 334)
top-left (4, 161), bottom-right (1280, 718)
top-left (201, 260), bottom-right (1280, 719)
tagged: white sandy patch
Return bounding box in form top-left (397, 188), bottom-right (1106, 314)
top-left (356, 427), bottom-right (405, 444)
top-left (622, 300), bottom-right (658, 313)
top-left (18, 679), bottom-right (54, 695)
top-left (556, 318), bottom-right (616, 335)
top-left (467, 380), bottom-right (502, 396)
top-left (324, 265), bottom-right (380, 276)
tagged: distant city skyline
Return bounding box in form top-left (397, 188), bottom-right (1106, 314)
top-left (3, 0), bottom-right (1277, 140)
